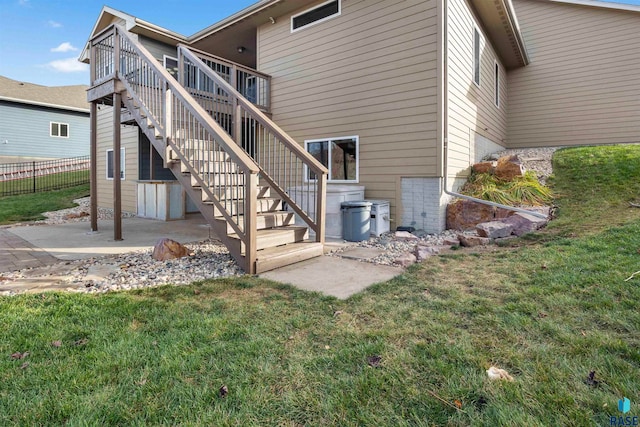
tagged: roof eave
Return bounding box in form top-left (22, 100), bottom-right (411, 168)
top-left (0, 96), bottom-right (90, 114)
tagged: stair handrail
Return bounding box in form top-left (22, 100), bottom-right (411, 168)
top-left (90, 24), bottom-right (261, 272)
top-left (178, 45), bottom-right (328, 241)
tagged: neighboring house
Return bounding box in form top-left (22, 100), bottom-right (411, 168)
top-left (81, 0), bottom-right (640, 272)
top-left (0, 75), bottom-right (90, 163)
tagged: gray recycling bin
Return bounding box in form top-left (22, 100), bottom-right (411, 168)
top-left (341, 201), bottom-right (372, 242)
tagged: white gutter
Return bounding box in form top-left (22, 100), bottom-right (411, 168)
top-left (439, 0), bottom-right (547, 220)
top-left (0, 96), bottom-right (90, 114)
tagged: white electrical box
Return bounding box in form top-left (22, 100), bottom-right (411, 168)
top-left (366, 199), bottom-right (390, 237)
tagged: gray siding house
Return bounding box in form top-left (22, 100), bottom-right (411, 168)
top-left (0, 75), bottom-right (90, 163)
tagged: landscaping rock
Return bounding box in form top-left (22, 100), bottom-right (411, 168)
top-left (457, 234), bottom-right (490, 247)
top-left (394, 231), bottom-right (419, 241)
top-left (394, 252), bottom-right (417, 267)
top-left (414, 245), bottom-right (440, 261)
top-left (502, 212), bottom-right (548, 236)
top-left (446, 199), bottom-right (495, 230)
top-left (472, 161), bottom-right (496, 174)
top-left (152, 238), bottom-right (190, 261)
top-left (443, 236), bottom-right (461, 246)
top-left (476, 221), bottom-right (514, 239)
top-left (495, 155), bottom-right (525, 180)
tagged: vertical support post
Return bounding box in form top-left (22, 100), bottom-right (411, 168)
top-left (316, 172), bottom-right (327, 245)
top-left (113, 92), bottom-right (123, 241)
top-left (32, 161), bottom-right (36, 193)
top-left (113, 28), bottom-right (120, 80)
top-left (234, 103), bottom-right (242, 148)
top-left (245, 171), bottom-right (258, 274)
top-left (163, 86), bottom-right (172, 168)
top-left (90, 102), bottom-right (98, 231)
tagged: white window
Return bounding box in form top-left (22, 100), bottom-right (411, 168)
top-left (291, 0), bottom-right (341, 33)
top-left (305, 136), bottom-right (358, 183)
top-left (50, 122), bottom-right (69, 138)
top-left (106, 148), bottom-right (125, 180)
top-left (473, 27), bottom-right (481, 87)
top-left (494, 61), bottom-right (500, 108)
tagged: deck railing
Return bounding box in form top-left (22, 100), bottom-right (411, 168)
top-left (90, 25), bottom-right (261, 271)
top-left (178, 46), bottom-right (327, 240)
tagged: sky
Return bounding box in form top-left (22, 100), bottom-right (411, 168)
top-left (0, 0), bottom-right (639, 87)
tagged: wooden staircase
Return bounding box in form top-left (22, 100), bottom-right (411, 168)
top-left (88, 24), bottom-right (327, 274)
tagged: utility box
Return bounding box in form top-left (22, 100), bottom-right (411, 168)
top-left (366, 199), bottom-right (391, 237)
top-left (341, 201), bottom-right (372, 242)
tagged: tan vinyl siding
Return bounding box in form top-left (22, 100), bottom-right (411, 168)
top-left (508, 0), bottom-right (640, 148)
top-left (257, 0), bottom-right (439, 223)
top-left (138, 35), bottom-right (177, 62)
top-left (446, 0), bottom-right (507, 187)
top-left (96, 105), bottom-right (139, 213)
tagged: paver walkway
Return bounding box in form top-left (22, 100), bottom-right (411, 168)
top-left (0, 228), bottom-right (59, 272)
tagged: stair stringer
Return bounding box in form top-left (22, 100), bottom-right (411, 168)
top-left (120, 95), bottom-right (248, 269)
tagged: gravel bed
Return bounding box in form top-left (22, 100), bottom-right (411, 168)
top-left (34, 197), bottom-right (136, 225)
top-left (328, 229), bottom-right (463, 266)
top-left (2, 239), bottom-right (242, 295)
top-left (493, 146), bottom-right (561, 184)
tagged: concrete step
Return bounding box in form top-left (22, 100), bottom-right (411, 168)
top-left (229, 226), bottom-right (309, 254)
top-left (255, 242), bottom-right (324, 273)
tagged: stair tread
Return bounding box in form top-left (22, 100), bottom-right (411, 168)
top-left (255, 242), bottom-right (324, 273)
top-left (228, 225), bottom-right (307, 241)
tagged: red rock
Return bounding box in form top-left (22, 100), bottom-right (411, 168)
top-left (446, 199), bottom-right (496, 231)
top-left (152, 238), bottom-right (190, 261)
top-left (472, 161), bottom-right (496, 174)
top-left (457, 234), bottom-right (490, 247)
top-left (494, 155), bottom-right (525, 180)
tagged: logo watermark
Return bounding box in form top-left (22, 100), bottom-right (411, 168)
top-left (610, 397), bottom-right (638, 427)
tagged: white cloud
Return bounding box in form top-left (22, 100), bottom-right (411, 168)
top-left (46, 57), bottom-right (88, 73)
top-left (51, 42), bottom-right (77, 53)
top-left (18, 0), bottom-right (31, 7)
top-left (48, 20), bottom-right (63, 28)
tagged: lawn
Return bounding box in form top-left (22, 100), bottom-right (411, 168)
top-left (0, 170), bottom-right (89, 197)
top-left (1, 146), bottom-right (639, 425)
top-left (0, 184), bottom-right (89, 224)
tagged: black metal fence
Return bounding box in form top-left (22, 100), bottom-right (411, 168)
top-left (0, 156), bottom-right (90, 197)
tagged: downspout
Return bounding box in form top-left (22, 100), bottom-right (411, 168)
top-left (439, 0), bottom-right (546, 220)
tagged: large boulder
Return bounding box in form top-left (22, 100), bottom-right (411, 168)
top-left (414, 245), bottom-right (440, 261)
top-left (446, 199), bottom-right (496, 231)
top-left (152, 238), bottom-right (190, 261)
top-left (476, 221), bottom-right (514, 239)
top-left (394, 252), bottom-right (417, 267)
top-left (494, 155), bottom-right (525, 180)
top-left (502, 212), bottom-right (548, 236)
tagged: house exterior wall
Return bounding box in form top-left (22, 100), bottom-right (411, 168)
top-left (257, 0), bottom-right (439, 231)
top-left (508, 0), bottom-right (640, 148)
top-left (446, 0), bottom-right (507, 189)
top-left (0, 101), bottom-right (89, 162)
top-left (96, 105), bottom-right (139, 213)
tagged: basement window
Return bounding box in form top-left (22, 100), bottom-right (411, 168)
top-left (50, 122), bottom-right (69, 138)
top-left (305, 135), bottom-right (358, 183)
top-left (473, 27), bottom-right (481, 87)
top-left (291, 0), bottom-right (341, 32)
top-left (494, 61), bottom-right (500, 108)
top-left (106, 148), bottom-right (126, 180)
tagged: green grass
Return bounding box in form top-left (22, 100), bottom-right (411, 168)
top-left (0, 170), bottom-right (89, 197)
top-left (0, 184), bottom-right (89, 224)
top-left (1, 145), bottom-right (640, 425)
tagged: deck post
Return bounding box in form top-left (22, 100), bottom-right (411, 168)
top-left (113, 92), bottom-right (123, 241)
top-left (316, 173), bottom-right (327, 245)
top-left (90, 102), bottom-right (98, 232)
top-left (245, 172), bottom-right (258, 274)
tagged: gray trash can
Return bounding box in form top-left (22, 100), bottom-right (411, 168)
top-left (341, 201), bottom-right (372, 242)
